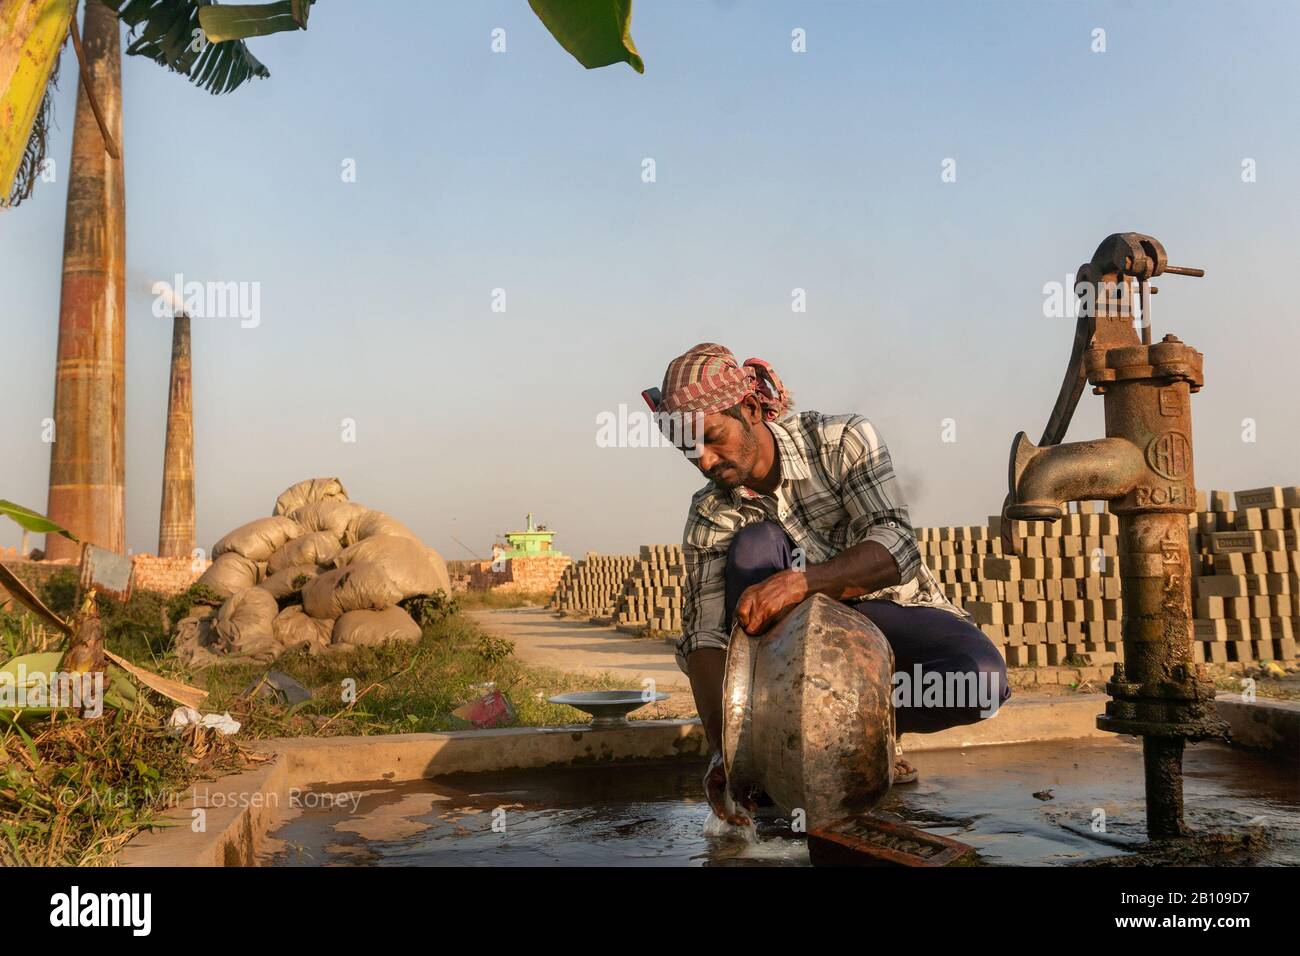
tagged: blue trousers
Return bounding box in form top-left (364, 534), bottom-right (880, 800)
top-left (724, 521), bottom-right (1011, 736)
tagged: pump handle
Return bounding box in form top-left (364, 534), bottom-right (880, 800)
top-left (998, 233), bottom-right (1203, 555)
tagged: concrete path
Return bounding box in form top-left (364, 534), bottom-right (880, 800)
top-left (468, 608), bottom-right (1126, 748)
top-left (470, 608), bottom-right (695, 716)
top-left (470, 608), bottom-right (685, 685)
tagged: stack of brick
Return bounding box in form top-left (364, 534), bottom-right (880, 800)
top-left (962, 502), bottom-right (1124, 667)
top-left (555, 482), bottom-right (1300, 667)
top-left (916, 523), bottom-right (997, 609)
top-left (1191, 486), bottom-right (1299, 665)
top-left (614, 544), bottom-right (684, 633)
top-left (468, 553), bottom-right (573, 593)
top-left (551, 552), bottom-right (637, 617)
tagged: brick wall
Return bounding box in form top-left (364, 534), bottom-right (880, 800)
top-left (469, 554), bottom-right (572, 593)
top-left (129, 554), bottom-right (210, 596)
top-left (0, 553), bottom-right (209, 609)
top-left (445, 559), bottom-right (475, 593)
top-left (0, 555), bottom-right (77, 610)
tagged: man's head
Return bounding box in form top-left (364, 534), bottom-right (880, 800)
top-left (692, 395), bottom-right (764, 489)
top-left (646, 343), bottom-right (792, 490)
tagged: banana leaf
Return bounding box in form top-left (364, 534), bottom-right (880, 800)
top-left (0, 500), bottom-right (76, 541)
top-left (104, 663), bottom-right (152, 713)
top-left (197, 0), bottom-right (311, 42)
top-left (0, 0), bottom-right (75, 206)
top-left (529, 0), bottom-right (644, 73)
top-left (0, 651), bottom-right (68, 719)
top-left (0, 563), bottom-right (204, 711)
top-left (0, 653), bottom-right (150, 720)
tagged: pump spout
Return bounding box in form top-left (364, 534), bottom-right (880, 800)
top-left (1005, 432), bottom-right (1144, 519)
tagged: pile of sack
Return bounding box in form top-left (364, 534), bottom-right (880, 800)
top-left (176, 478), bottom-right (450, 667)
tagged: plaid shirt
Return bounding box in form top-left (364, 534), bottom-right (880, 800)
top-left (677, 411), bottom-right (969, 674)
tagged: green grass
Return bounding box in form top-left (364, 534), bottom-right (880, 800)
top-left (182, 610), bottom-right (640, 737)
top-left (0, 691), bottom-right (256, 866)
top-left (0, 589), bottom-right (256, 866)
top-left (456, 588), bottom-right (553, 610)
top-left (0, 586), bottom-right (645, 865)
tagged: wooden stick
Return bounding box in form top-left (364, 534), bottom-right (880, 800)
top-left (68, 4), bottom-right (120, 160)
top-left (104, 649), bottom-right (208, 710)
top-left (0, 562), bottom-right (72, 635)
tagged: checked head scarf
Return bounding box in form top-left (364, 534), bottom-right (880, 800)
top-left (645, 343), bottom-right (793, 424)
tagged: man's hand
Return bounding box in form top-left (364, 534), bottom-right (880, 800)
top-left (734, 568), bottom-right (808, 635)
top-left (703, 751), bottom-right (754, 826)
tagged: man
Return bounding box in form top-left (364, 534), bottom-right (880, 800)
top-left (645, 343), bottom-right (1010, 825)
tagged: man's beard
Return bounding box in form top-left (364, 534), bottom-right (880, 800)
top-left (706, 418), bottom-right (757, 489)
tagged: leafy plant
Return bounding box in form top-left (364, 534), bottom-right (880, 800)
top-left (39, 569), bottom-right (80, 619)
top-left (103, 0), bottom-right (647, 96)
top-left (96, 590), bottom-right (172, 659)
top-left (5, 0), bottom-right (648, 206)
top-left (0, 500), bottom-right (77, 541)
top-left (164, 582), bottom-right (221, 631)
top-left (0, 704), bottom-right (249, 866)
top-left (401, 589), bottom-right (459, 630)
top-left (475, 634), bottom-right (515, 666)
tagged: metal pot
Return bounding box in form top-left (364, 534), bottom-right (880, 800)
top-left (722, 593), bottom-right (896, 828)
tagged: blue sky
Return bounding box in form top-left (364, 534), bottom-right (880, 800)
top-left (2, 0), bottom-right (1298, 560)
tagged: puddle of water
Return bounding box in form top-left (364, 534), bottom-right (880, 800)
top-left (877, 738), bottom-right (1300, 866)
top-left (267, 760), bottom-right (807, 866)
top-left (263, 739), bottom-right (1299, 867)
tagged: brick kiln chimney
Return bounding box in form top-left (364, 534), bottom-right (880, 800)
top-left (45, 2), bottom-right (125, 560)
top-left (157, 313), bottom-right (195, 558)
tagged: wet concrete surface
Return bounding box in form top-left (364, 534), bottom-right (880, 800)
top-left (262, 738), bottom-right (1299, 867)
top-left (879, 738), bottom-right (1298, 866)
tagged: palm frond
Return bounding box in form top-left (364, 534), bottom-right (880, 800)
top-left (100, 0), bottom-right (279, 94)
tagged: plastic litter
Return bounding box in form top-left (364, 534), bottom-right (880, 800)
top-left (242, 670), bottom-right (312, 706)
top-left (452, 682), bottom-right (515, 728)
top-left (168, 706), bottom-right (241, 734)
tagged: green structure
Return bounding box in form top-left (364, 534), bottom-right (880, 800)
top-left (498, 513), bottom-right (562, 558)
